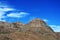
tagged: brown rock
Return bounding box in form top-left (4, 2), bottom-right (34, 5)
top-left (0, 18), bottom-right (60, 40)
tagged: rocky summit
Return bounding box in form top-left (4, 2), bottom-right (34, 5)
top-left (0, 18), bottom-right (59, 40)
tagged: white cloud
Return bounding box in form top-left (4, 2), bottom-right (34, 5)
top-left (0, 1), bottom-right (15, 12)
top-left (49, 25), bottom-right (60, 32)
top-left (43, 19), bottom-right (48, 22)
top-left (0, 7), bottom-right (15, 11)
top-left (0, 2), bottom-right (15, 22)
top-left (7, 12), bottom-right (29, 18)
top-left (0, 1), bottom-right (29, 22)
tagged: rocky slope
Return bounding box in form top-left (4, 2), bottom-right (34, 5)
top-left (0, 18), bottom-right (59, 40)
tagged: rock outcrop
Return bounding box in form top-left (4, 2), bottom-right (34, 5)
top-left (0, 18), bottom-right (59, 40)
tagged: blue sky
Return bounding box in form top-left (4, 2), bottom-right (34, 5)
top-left (0, 0), bottom-right (60, 32)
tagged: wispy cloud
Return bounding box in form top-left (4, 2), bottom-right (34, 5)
top-left (0, 8), bottom-right (15, 11)
top-left (43, 19), bottom-right (48, 22)
top-left (7, 12), bottom-right (29, 18)
top-left (0, 1), bottom-right (29, 22)
top-left (0, 1), bottom-right (15, 22)
top-left (0, 1), bottom-right (15, 12)
top-left (49, 25), bottom-right (60, 32)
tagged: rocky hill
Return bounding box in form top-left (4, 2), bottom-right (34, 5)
top-left (0, 18), bottom-right (59, 40)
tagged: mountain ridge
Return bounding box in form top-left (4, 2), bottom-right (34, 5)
top-left (0, 18), bottom-right (59, 40)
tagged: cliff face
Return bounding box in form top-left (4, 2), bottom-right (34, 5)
top-left (25, 18), bottom-right (54, 33)
top-left (0, 18), bottom-right (59, 40)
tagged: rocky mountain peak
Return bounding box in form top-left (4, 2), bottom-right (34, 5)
top-left (24, 18), bottom-right (54, 33)
top-left (32, 18), bottom-right (41, 21)
top-left (26, 18), bottom-right (46, 27)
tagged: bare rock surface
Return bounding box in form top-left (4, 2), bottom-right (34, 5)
top-left (0, 18), bottom-right (59, 40)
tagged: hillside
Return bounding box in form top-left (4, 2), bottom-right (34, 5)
top-left (0, 18), bottom-right (59, 40)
